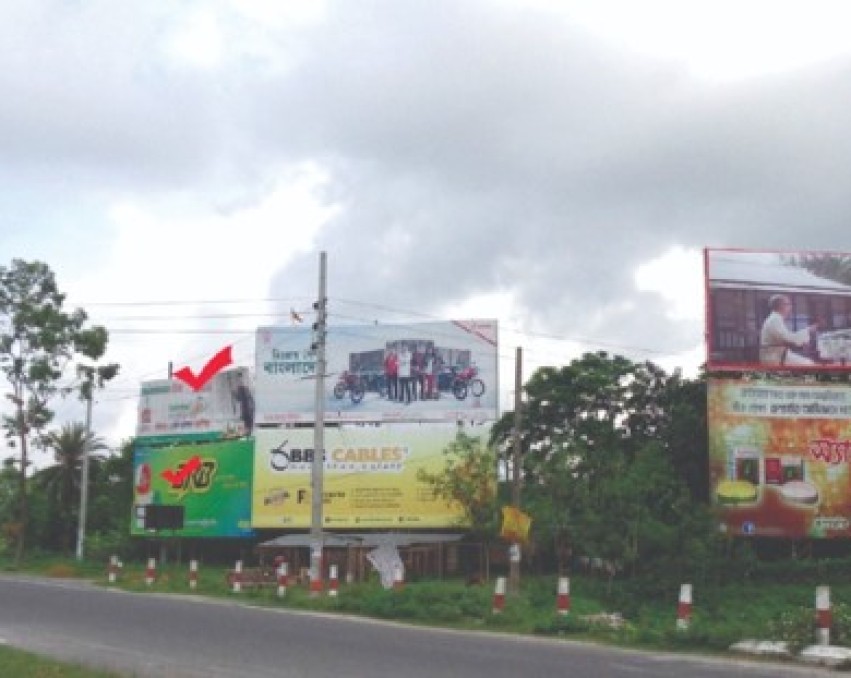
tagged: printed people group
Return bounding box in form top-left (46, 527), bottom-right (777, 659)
top-left (383, 344), bottom-right (441, 405)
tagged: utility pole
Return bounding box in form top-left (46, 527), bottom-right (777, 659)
top-left (508, 346), bottom-right (523, 594)
top-left (310, 251), bottom-right (328, 588)
top-left (75, 371), bottom-right (94, 562)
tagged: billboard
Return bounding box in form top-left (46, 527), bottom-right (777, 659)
top-left (255, 319), bottom-right (498, 423)
top-left (132, 439), bottom-right (254, 538)
top-left (251, 423), bottom-right (492, 529)
top-left (708, 378), bottom-right (851, 538)
top-left (136, 367), bottom-right (253, 443)
top-left (705, 248), bottom-right (851, 372)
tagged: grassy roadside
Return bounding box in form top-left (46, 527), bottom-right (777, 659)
top-left (0, 644), bottom-right (122, 677)
top-left (3, 555), bottom-right (851, 660)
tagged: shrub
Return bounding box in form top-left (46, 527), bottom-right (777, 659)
top-left (767, 606), bottom-right (813, 654)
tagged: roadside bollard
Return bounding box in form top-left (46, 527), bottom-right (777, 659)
top-left (277, 562), bottom-right (288, 598)
top-left (232, 560), bottom-right (243, 594)
top-left (816, 586), bottom-right (831, 646)
top-left (189, 560), bottom-right (198, 590)
top-left (677, 584), bottom-right (692, 630)
top-left (556, 577), bottom-right (570, 616)
top-left (108, 555), bottom-right (119, 584)
top-left (393, 564), bottom-right (405, 591)
top-left (492, 576), bottom-right (506, 614)
top-left (145, 557), bottom-right (156, 587)
top-left (329, 564), bottom-right (339, 597)
top-left (310, 564), bottom-right (323, 597)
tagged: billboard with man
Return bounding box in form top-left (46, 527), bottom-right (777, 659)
top-left (705, 248), bottom-right (851, 372)
top-left (136, 367), bottom-right (254, 444)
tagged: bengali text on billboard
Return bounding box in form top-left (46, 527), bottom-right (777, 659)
top-left (708, 378), bottom-right (851, 538)
top-left (251, 423), bottom-right (492, 529)
top-left (705, 248), bottom-right (851, 372)
top-left (136, 367), bottom-right (254, 443)
top-left (255, 319), bottom-right (498, 423)
top-left (132, 439), bottom-right (254, 538)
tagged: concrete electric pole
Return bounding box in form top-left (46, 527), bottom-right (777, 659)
top-left (310, 251), bottom-right (328, 590)
top-left (508, 346), bottom-right (523, 594)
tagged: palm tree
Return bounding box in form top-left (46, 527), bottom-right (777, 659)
top-left (35, 422), bottom-right (107, 554)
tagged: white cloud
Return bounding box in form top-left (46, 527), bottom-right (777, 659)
top-left (520, 0), bottom-right (851, 82)
top-left (634, 246), bottom-right (704, 322)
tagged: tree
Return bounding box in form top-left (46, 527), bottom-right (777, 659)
top-left (490, 352), bottom-right (713, 576)
top-left (787, 253), bottom-right (851, 286)
top-left (0, 259), bottom-right (114, 564)
top-left (418, 430), bottom-right (499, 577)
top-left (34, 422), bottom-right (107, 554)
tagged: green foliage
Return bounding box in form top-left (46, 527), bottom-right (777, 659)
top-left (32, 422), bottom-right (107, 554)
top-left (0, 259), bottom-right (117, 564)
top-left (417, 431), bottom-right (499, 540)
top-left (0, 644), bottom-right (122, 677)
top-left (491, 351), bottom-right (716, 579)
top-left (767, 606), bottom-right (813, 654)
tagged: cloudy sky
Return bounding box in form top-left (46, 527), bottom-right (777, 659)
top-left (4, 0), bottom-right (851, 450)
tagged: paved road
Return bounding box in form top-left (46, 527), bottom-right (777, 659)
top-left (0, 574), bottom-right (837, 677)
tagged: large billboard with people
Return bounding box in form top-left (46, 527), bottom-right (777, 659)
top-left (132, 439), bottom-right (254, 538)
top-left (708, 378), bottom-right (851, 538)
top-left (705, 248), bottom-right (851, 372)
top-left (255, 319), bottom-right (498, 423)
top-left (251, 423), bottom-right (491, 529)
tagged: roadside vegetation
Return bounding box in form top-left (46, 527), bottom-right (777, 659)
top-left (4, 257), bottom-right (851, 670)
top-left (4, 552), bottom-right (851, 658)
top-left (0, 643), bottom-right (122, 677)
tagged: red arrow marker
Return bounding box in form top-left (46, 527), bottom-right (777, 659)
top-left (173, 346), bottom-right (233, 391)
top-left (161, 455), bottom-right (202, 486)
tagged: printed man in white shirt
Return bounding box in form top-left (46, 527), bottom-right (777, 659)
top-left (759, 294), bottom-right (819, 366)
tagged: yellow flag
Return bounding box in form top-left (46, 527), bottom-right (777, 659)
top-left (500, 506), bottom-right (531, 543)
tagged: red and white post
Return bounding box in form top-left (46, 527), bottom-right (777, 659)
top-left (492, 576), bottom-right (506, 614)
top-left (677, 583), bottom-right (692, 631)
top-left (145, 557), bottom-right (156, 587)
top-left (309, 561), bottom-right (323, 597)
top-left (556, 577), bottom-right (571, 616)
top-left (232, 560), bottom-right (243, 594)
top-left (188, 560), bottom-right (198, 590)
top-left (816, 586), bottom-right (831, 646)
top-left (277, 561), bottom-right (288, 598)
top-left (328, 564), bottom-right (339, 597)
top-left (393, 564), bottom-right (405, 591)
top-left (108, 555), bottom-right (119, 584)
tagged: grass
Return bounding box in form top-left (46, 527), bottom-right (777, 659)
top-left (0, 645), bottom-right (122, 677)
top-left (4, 554), bottom-right (851, 661)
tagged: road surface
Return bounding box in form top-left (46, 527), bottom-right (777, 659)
top-left (0, 574), bottom-right (835, 677)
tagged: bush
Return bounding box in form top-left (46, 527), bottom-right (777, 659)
top-left (767, 606), bottom-right (813, 653)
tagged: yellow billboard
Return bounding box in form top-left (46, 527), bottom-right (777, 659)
top-left (252, 423), bottom-right (491, 529)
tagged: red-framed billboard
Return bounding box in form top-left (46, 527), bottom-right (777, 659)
top-left (705, 248), bottom-right (851, 372)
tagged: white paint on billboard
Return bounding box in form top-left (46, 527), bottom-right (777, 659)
top-left (255, 319), bottom-right (498, 423)
top-left (136, 367), bottom-right (253, 439)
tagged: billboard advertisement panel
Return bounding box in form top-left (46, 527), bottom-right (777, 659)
top-left (252, 423), bottom-right (491, 529)
top-left (136, 367), bottom-right (254, 443)
top-left (706, 248), bottom-right (851, 372)
top-left (708, 378), bottom-right (851, 538)
top-left (255, 319), bottom-right (498, 423)
top-left (132, 439), bottom-right (254, 538)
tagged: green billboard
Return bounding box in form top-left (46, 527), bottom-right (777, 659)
top-left (132, 439), bottom-right (254, 538)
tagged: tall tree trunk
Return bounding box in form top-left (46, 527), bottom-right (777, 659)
top-left (14, 403), bottom-right (28, 566)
